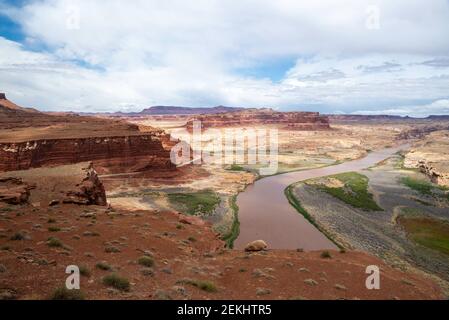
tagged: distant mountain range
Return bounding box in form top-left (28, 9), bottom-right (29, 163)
top-left (81, 105), bottom-right (245, 116)
top-left (79, 105), bottom-right (449, 120)
top-left (326, 114), bottom-right (449, 121)
top-left (3, 94), bottom-right (448, 120)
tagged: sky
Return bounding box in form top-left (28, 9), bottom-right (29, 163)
top-left (0, 0), bottom-right (449, 116)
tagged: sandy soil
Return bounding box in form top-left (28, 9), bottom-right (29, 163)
top-left (0, 202), bottom-right (443, 300)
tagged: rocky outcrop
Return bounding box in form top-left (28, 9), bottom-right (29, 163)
top-left (397, 125), bottom-right (449, 140)
top-left (0, 95), bottom-right (178, 174)
top-left (186, 109), bottom-right (330, 130)
top-left (63, 163), bottom-right (107, 206)
top-left (0, 177), bottom-right (34, 205)
top-left (404, 131), bottom-right (449, 187)
top-left (0, 133), bottom-right (176, 173)
top-left (404, 155), bottom-right (449, 187)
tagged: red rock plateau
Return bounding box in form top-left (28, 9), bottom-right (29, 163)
top-left (185, 108), bottom-right (330, 131)
top-left (0, 94), bottom-right (176, 174)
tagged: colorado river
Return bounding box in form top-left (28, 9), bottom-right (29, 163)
top-left (234, 144), bottom-right (409, 250)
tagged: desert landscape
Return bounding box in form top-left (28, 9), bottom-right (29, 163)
top-left (1, 93), bottom-right (448, 300)
top-left (1, 1), bottom-right (449, 306)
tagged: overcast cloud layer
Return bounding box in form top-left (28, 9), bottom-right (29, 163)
top-left (0, 0), bottom-right (449, 116)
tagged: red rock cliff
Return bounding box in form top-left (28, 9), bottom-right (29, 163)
top-left (185, 109), bottom-right (330, 131)
top-left (0, 133), bottom-right (176, 174)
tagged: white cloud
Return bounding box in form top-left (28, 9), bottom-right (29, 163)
top-left (353, 99), bottom-right (449, 117)
top-left (0, 0), bottom-right (449, 114)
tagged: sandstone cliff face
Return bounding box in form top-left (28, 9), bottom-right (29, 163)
top-left (404, 131), bottom-right (449, 187)
top-left (404, 154), bottom-right (449, 187)
top-left (0, 133), bottom-right (176, 173)
top-left (0, 94), bottom-right (178, 174)
top-left (185, 110), bottom-right (330, 130)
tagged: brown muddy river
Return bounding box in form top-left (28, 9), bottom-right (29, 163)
top-left (234, 144), bottom-right (408, 250)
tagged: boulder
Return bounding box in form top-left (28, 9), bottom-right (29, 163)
top-left (0, 177), bottom-right (34, 205)
top-left (245, 240), bottom-right (268, 252)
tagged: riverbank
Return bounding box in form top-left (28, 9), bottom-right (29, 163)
top-left (288, 155), bottom-right (449, 293)
top-left (234, 144), bottom-right (407, 250)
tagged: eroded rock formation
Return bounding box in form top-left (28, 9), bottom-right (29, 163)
top-left (0, 177), bottom-right (34, 205)
top-left (0, 95), bottom-right (178, 174)
top-left (0, 134), bottom-right (176, 173)
top-left (63, 163), bottom-right (107, 206)
top-left (185, 109), bottom-right (330, 130)
top-left (404, 130), bottom-right (449, 187)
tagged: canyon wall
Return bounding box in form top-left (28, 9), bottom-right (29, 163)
top-left (185, 110), bottom-right (330, 130)
top-left (403, 131), bottom-right (449, 187)
top-left (0, 133), bottom-right (176, 174)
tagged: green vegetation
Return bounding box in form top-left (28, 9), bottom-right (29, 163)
top-left (104, 245), bottom-right (121, 253)
top-left (285, 184), bottom-right (343, 250)
top-left (228, 164), bottom-right (245, 171)
top-left (47, 218), bottom-right (56, 223)
top-left (50, 287), bottom-right (85, 300)
top-left (79, 266), bottom-right (91, 277)
top-left (102, 274), bottom-right (130, 292)
top-left (47, 237), bottom-right (63, 248)
top-left (96, 261), bottom-right (112, 271)
top-left (219, 195), bottom-right (240, 249)
top-left (48, 226), bottom-right (61, 232)
top-left (320, 251), bottom-right (332, 259)
top-left (401, 176), bottom-right (449, 201)
top-left (137, 256), bottom-right (154, 268)
top-left (10, 232), bottom-right (25, 241)
top-left (177, 279), bottom-right (217, 292)
top-left (397, 214), bottom-right (449, 256)
top-left (167, 190), bottom-right (221, 216)
top-left (313, 172), bottom-right (383, 211)
top-left (401, 176), bottom-right (434, 195)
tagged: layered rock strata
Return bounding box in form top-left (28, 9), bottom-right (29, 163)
top-left (0, 134), bottom-right (175, 173)
top-left (63, 163), bottom-right (107, 206)
top-left (185, 109), bottom-right (330, 130)
top-left (0, 177), bottom-right (34, 205)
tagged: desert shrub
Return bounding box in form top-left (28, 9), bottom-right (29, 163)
top-left (102, 274), bottom-right (130, 292)
top-left (10, 232), bottom-right (25, 241)
top-left (47, 237), bottom-right (63, 248)
top-left (137, 256), bottom-right (154, 267)
top-left (104, 245), bottom-right (121, 253)
top-left (79, 266), bottom-right (91, 277)
top-left (50, 287), bottom-right (85, 300)
top-left (95, 262), bottom-right (112, 271)
top-left (176, 279), bottom-right (217, 292)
